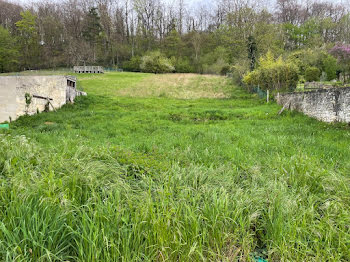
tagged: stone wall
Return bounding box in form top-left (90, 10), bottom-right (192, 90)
top-left (0, 75), bottom-right (83, 123)
top-left (276, 87), bottom-right (350, 123)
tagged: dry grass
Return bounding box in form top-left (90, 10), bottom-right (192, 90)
top-left (116, 73), bottom-right (232, 99)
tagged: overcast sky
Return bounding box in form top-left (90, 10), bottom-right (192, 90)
top-left (11, 0), bottom-right (211, 9)
top-left (12, 0), bottom-right (350, 10)
top-left (11, 0), bottom-right (216, 13)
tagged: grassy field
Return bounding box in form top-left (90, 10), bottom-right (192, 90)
top-left (0, 72), bottom-right (350, 261)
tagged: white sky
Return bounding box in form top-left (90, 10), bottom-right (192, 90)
top-left (11, 0), bottom-right (213, 9)
top-left (11, 0), bottom-right (350, 10)
top-left (15, 0), bottom-right (347, 3)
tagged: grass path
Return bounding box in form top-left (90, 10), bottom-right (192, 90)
top-left (0, 72), bottom-right (349, 261)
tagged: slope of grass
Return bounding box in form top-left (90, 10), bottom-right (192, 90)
top-left (0, 72), bottom-right (349, 261)
top-left (115, 73), bottom-right (234, 99)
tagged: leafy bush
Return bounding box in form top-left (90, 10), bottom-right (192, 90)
top-left (329, 44), bottom-right (350, 82)
top-left (203, 58), bottom-right (229, 75)
top-left (230, 59), bottom-right (250, 85)
top-left (287, 49), bottom-right (319, 74)
top-left (322, 55), bottom-right (337, 81)
top-left (305, 67), bottom-right (321, 82)
top-left (140, 51), bottom-right (174, 74)
top-left (199, 46), bottom-right (230, 75)
top-left (243, 51), bottom-right (299, 92)
top-left (199, 46), bottom-right (228, 66)
top-left (122, 56), bottom-right (142, 72)
top-left (287, 49), bottom-right (337, 81)
top-left (174, 57), bottom-right (194, 73)
top-left (220, 65), bottom-right (231, 76)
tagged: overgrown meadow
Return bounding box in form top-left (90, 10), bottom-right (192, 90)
top-left (0, 72), bottom-right (349, 261)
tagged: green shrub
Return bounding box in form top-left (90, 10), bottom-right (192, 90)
top-left (287, 49), bottom-right (319, 74)
top-left (140, 51), bottom-right (175, 74)
top-left (243, 51), bottom-right (299, 92)
top-left (287, 49), bottom-right (337, 81)
top-left (230, 59), bottom-right (250, 85)
top-left (220, 65), bottom-right (231, 76)
top-left (305, 67), bottom-right (321, 82)
top-left (322, 55), bottom-right (337, 81)
top-left (174, 57), bottom-right (194, 73)
top-left (122, 56), bottom-right (142, 72)
top-left (203, 58), bottom-right (229, 75)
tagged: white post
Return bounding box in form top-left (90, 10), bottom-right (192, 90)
top-left (267, 90), bottom-right (269, 103)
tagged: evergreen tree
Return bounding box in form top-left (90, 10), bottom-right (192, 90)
top-left (83, 8), bottom-right (103, 44)
top-left (82, 8), bottom-right (103, 62)
top-left (163, 29), bottom-right (182, 57)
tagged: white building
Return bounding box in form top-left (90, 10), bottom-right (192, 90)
top-left (0, 75), bottom-right (85, 123)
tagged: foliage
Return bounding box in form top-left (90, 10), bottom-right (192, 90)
top-left (24, 93), bottom-right (32, 114)
top-left (283, 18), bottom-right (322, 49)
top-left (82, 7), bottom-right (104, 64)
top-left (230, 59), bottom-right (251, 85)
top-left (1, 72), bottom-right (350, 261)
top-left (287, 49), bottom-right (320, 74)
top-left (82, 8), bottom-right (103, 44)
top-left (220, 65), bottom-right (230, 76)
top-left (329, 43), bottom-right (350, 82)
top-left (329, 43), bottom-right (350, 63)
top-left (305, 67), bottom-right (321, 82)
top-left (0, 26), bottom-right (19, 72)
top-left (173, 57), bottom-right (194, 73)
top-left (163, 29), bottom-right (183, 57)
top-left (247, 35), bottom-right (257, 71)
top-left (243, 51), bottom-right (299, 92)
top-left (24, 92), bottom-right (32, 106)
top-left (1, 0), bottom-right (350, 75)
top-left (322, 55), bottom-right (337, 81)
top-left (200, 47), bottom-right (229, 67)
top-left (287, 49), bottom-right (338, 82)
top-left (122, 56), bottom-right (142, 72)
top-left (199, 47), bottom-right (230, 75)
top-left (202, 58), bottom-right (230, 75)
top-left (253, 18), bottom-right (284, 58)
top-left (140, 51), bottom-right (174, 73)
top-left (15, 10), bottom-right (39, 69)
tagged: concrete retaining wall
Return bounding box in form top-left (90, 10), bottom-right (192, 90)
top-left (276, 87), bottom-right (350, 123)
top-left (0, 75), bottom-right (83, 123)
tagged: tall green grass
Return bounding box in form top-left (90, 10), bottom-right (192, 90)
top-left (0, 72), bottom-right (349, 261)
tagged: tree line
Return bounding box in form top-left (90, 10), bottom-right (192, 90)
top-left (0, 0), bottom-right (350, 84)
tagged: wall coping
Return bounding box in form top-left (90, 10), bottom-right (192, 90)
top-left (278, 86), bottom-right (350, 96)
top-left (0, 75), bottom-right (69, 78)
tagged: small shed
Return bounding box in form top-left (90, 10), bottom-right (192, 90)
top-left (0, 75), bottom-right (86, 123)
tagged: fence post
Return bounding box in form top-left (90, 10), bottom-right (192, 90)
top-left (267, 90), bottom-right (269, 103)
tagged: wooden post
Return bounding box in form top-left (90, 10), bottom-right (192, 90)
top-left (278, 98), bottom-right (292, 115)
top-left (267, 90), bottom-right (269, 103)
